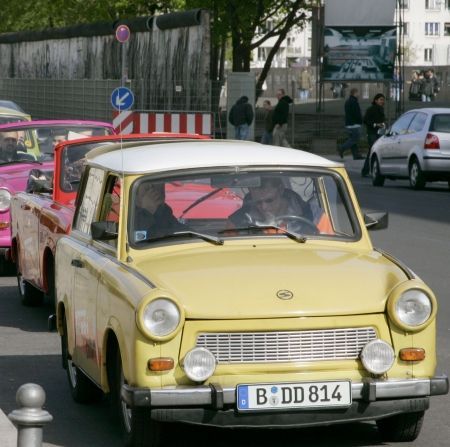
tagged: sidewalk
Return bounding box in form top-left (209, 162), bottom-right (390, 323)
top-left (0, 409), bottom-right (17, 447)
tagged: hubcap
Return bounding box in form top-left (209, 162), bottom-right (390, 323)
top-left (120, 368), bottom-right (132, 433)
top-left (18, 275), bottom-right (26, 296)
top-left (372, 161), bottom-right (379, 178)
top-left (67, 359), bottom-right (78, 388)
top-left (410, 163), bottom-right (418, 185)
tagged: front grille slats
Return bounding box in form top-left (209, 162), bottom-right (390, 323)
top-left (196, 327), bottom-right (377, 364)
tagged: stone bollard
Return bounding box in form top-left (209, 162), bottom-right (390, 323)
top-left (8, 383), bottom-right (53, 447)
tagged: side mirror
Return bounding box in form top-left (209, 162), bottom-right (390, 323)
top-left (91, 221), bottom-right (118, 240)
top-left (364, 211), bottom-right (388, 230)
top-left (26, 169), bottom-right (53, 194)
top-left (377, 127), bottom-right (387, 137)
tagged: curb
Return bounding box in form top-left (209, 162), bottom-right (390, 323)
top-left (0, 409), bottom-right (17, 447)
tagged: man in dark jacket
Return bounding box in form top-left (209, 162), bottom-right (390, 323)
top-left (228, 96), bottom-right (254, 140)
top-left (272, 88), bottom-right (293, 147)
top-left (361, 93), bottom-right (386, 177)
top-left (338, 88), bottom-right (364, 160)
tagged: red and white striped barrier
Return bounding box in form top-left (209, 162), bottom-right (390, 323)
top-left (113, 111), bottom-right (213, 135)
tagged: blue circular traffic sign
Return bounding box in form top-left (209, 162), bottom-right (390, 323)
top-left (115, 24), bottom-right (130, 43)
top-left (111, 87), bottom-right (134, 111)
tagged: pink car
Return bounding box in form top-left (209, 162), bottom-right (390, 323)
top-left (0, 120), bottom-right (114, 273)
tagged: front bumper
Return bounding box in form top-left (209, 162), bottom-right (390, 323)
top-left (122, 375), bottom-right (448, 428)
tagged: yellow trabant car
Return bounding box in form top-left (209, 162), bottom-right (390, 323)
top-left (55, 140), bottom-right (448, 447)
top-left (0, 105), bottom-right (31, 124)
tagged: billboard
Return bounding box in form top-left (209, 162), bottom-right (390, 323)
top-left (322, 26), bottom-right (396, 81)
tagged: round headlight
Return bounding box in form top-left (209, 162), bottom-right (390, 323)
top-left (142, 298), bottom-right (180, 337)
top-left (183, 347), bottom-right (216, 382)
top-left (0, 189), bottom-right (11, 212)
top-left (395, 290), bottom-right (432, 327)
top-left (360, 339), bottom-right (395, 375)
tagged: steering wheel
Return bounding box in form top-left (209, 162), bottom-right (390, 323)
top-left (274, 215), bottom-right (319, 235)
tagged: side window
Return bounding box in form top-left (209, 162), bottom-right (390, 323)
top-left (73, 167), bottom-right (105, 235)
top-left (391, 113), bottom-right (415, 135)
top-left (408, 113), bottom-right (428, 133)
top-left (99, 175), bottom-right (121, 224)
top-left (97, 175), bottom-right (121, 247)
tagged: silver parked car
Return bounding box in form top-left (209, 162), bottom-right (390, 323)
top-left (371, 108), bottom-right (450, 189)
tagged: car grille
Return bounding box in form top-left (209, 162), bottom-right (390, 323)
top-left (196, 327), bottom-right (377, 364)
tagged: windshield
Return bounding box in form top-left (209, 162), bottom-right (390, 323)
top-left (0, 125), bottom-right (112, 165)
top-left (60, 141), bottom-right (113, 193)
top-left (129, 170), bottom-right (359, 246)
top-left (0, 115), bottom-right (28, 125)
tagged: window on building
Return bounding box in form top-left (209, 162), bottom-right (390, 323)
top-left (403, 22), bottom-right (409, 36)
top-left (445, 23), bottom-right (450, 36)
top-left (425, 0), bottom-right (440, 9)
top-left (308, 37), bottom-right (312, 51)
top-left (425, 22), bottom-right (440, 35)
top-left (399, 0), bottom-right (409, 8)
top-left (424, 48), bottom-right (433, 62)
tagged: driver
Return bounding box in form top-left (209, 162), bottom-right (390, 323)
top-left (0, 131), bottom-right (20, 162)
top-left (134, 181), bottom-right (185, 240)
top-left (228, 177), bottom-right (314, 229)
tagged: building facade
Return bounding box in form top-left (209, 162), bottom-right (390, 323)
top-left (398, 0), bottom-right (450, 66)
top-left (251, 17), bottom-right (312, 68)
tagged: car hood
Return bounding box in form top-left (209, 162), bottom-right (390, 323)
top-left (0, 161), bottom-right (53, 193)
top-left (133, 243), bottom-right (406, 319)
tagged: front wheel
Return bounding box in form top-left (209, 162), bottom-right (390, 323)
top-left (371, 157), bottom-right (385, 187)
top-left (61, 316), bottom-right (102, 403)
top-left (17, 269), bottom-right (44, 306)
top-left (376, 411), bottom-right (425, 442)
top-left (109, 348), bottom-right (161, 447)
top-left (409, 159), bottom-right (426, 190)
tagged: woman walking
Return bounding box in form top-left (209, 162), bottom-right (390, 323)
top-left (361, 93), bottom-right (386, 177)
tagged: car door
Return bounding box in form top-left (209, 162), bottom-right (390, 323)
top-left (381, 112), bottom-right (416, 175)
top-left (69, 166), bottom-right (107, 383)
top-left (398, 112), bottom-right (428, 177)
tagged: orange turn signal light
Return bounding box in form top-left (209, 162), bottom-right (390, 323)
top-left (148, 357), bottom-right (174, 371)
top-left (0, 222), bottom-right (10, 230)
top-left (399, 348), bottom-right (425, 361)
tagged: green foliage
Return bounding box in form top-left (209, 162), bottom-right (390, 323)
top-left (0, 0), bottom-right (183, 32)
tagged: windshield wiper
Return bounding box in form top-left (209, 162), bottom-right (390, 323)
top-left (180, 187), bottom-right (223, 218)
top-left (0, 159), bottom-right (42, 166)
top-left (219, 225), bottom-right (307, 243)
top-left (145, 230), bottom-right (224, 245)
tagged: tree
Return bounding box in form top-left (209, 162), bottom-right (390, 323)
top-left (187, 0), bottom-right (311, 96)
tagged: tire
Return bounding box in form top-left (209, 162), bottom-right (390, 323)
top-left (109, 347), bottom-right (161, 447)
top-left (61, 316), bottom-right (103, 404)
top-left (17, 268), bottom-right (44, 307)
top-left (371, 157), bottom-right (385, 187)
top-left (376, 411), bottom-right (425, 442)
top-left (45, 259), bottom-right (56, 311)
top-left (409, 159), bottom-right (426, 190)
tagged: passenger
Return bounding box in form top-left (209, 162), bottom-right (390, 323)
top-left (52, 131), bottom-right (67, 149)
top-left (0, 131), bottom-right (19, 162)
top-left (228, 177), bottom-right (314, 229)
top-left (134, 182), bottom-right (185, 240)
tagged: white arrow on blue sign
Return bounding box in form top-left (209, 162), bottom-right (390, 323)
top-left (111, 86), bottom-right (134, 111)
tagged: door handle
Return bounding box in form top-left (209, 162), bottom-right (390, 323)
top-left (71, 259), bottom-right (84, 268)
top-left (21, 204), bottom-right (31, 211)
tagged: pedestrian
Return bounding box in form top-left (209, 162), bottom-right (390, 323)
top-left (260, 100), bottom-right (274, 145)
top-left (228, 96), bottom-right (254, 140)
top-left (420, 70), bottom-right (439, 102)
top-left (272, 88), bottom-right (293, 147)
top-left (338, 88), bottom-right (364, 160)
top-left (408, 71), bottom-right (422, 101)
top-left (390, 68), bottom-right (402, 102)
top-left (298, 68), bottom-right (312, 101)
top-left (361, 93), bottom-right (386, 177)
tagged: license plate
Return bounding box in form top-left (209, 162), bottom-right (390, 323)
top-left (237, 381), bottom-right (351, 411)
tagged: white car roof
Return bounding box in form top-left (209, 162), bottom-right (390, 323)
top-left (86, 140), bottom-right (341, 174)
top-left (407, 108), bottom-right (450, 114)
